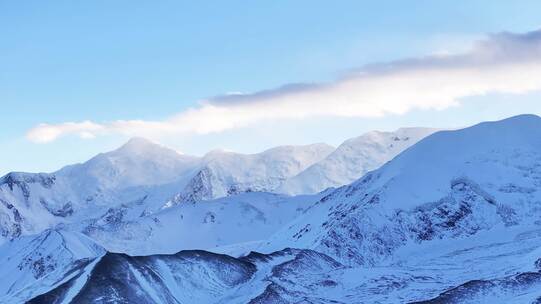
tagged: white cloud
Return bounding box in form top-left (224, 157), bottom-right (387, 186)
top-left (26, 29), bottom-right (541, 143)
top-left (27, 121), bottom-right (104, 143)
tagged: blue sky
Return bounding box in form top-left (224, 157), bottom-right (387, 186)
top-left (2, 1), bottom-right (541, 175)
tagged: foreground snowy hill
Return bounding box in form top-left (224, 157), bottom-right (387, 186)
top-left (29, 248), bottom-right (258, 304)
top-left (0, 230), bottom-right (104, 303)
top-left (21, 225), bottom-right (541, 303)
top-left (261, 115), bottom-right (541, 266)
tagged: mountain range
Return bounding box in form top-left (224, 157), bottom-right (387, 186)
top-left (4, 116), bottom-right (541, 303)
top-left (0, 127), bottom-right (435, 247)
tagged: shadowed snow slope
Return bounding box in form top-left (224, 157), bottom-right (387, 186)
top-left (29, 250), bottom-right (258, 304)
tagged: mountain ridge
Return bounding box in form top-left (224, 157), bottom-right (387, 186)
top-left (0, 127), bottom-right (436, 247)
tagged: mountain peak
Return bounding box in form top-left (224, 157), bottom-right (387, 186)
top-left (117, 137), bottom-right (164, 153)
top-left (498, 113), bottom-right (540, 122)
top-left (110, 137), bottom-right (194, 161)
top-left (203, 148), bottom-right (235, 160)
top-left (480, 113), bottom-right (541, 129)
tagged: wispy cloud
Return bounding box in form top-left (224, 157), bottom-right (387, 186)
top-left (27, 29), bottom-right (541, 143)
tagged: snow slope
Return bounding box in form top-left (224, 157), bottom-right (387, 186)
top-left (84, 192), bottom-right (324, 256)
top-left (261, 115), bottom-right (541, 265)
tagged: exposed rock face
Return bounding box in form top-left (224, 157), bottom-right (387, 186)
top-left (0, 172), bottom-right (56, 193)
top-left (0, 199), bottom-right (22, 239)
top-left (163, 167), bottom-right (217, 206)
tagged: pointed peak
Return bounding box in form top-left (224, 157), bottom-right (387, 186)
top-left (121, 137), bottom-right (158, 149)
top-left (114, 137), bottom-right (174, 154)
top-left (105, 137), bottom-right (185, 160)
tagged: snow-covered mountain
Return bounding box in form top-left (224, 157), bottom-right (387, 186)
top-left (279, 127), bottom-right (437, 194)
top-left (0, 127), bottom-right (434, 247)
top-left (59, 137), bottom-right (200, 190)
top-left (171, 128), bottom-right (437, 204)
top-left (247, 114), bottom-right (541, 301)
top-left (0, 140), bottom-right (330, 243)
top-left (4, 114), bottom-right (541, 303)
top-left (261, 115), bottom-right (540, 263)
top-left (163, 143), bottom-right (335, 206)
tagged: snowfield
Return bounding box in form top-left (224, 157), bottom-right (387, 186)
top-left (83, 192), bottom-right (325, 256)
